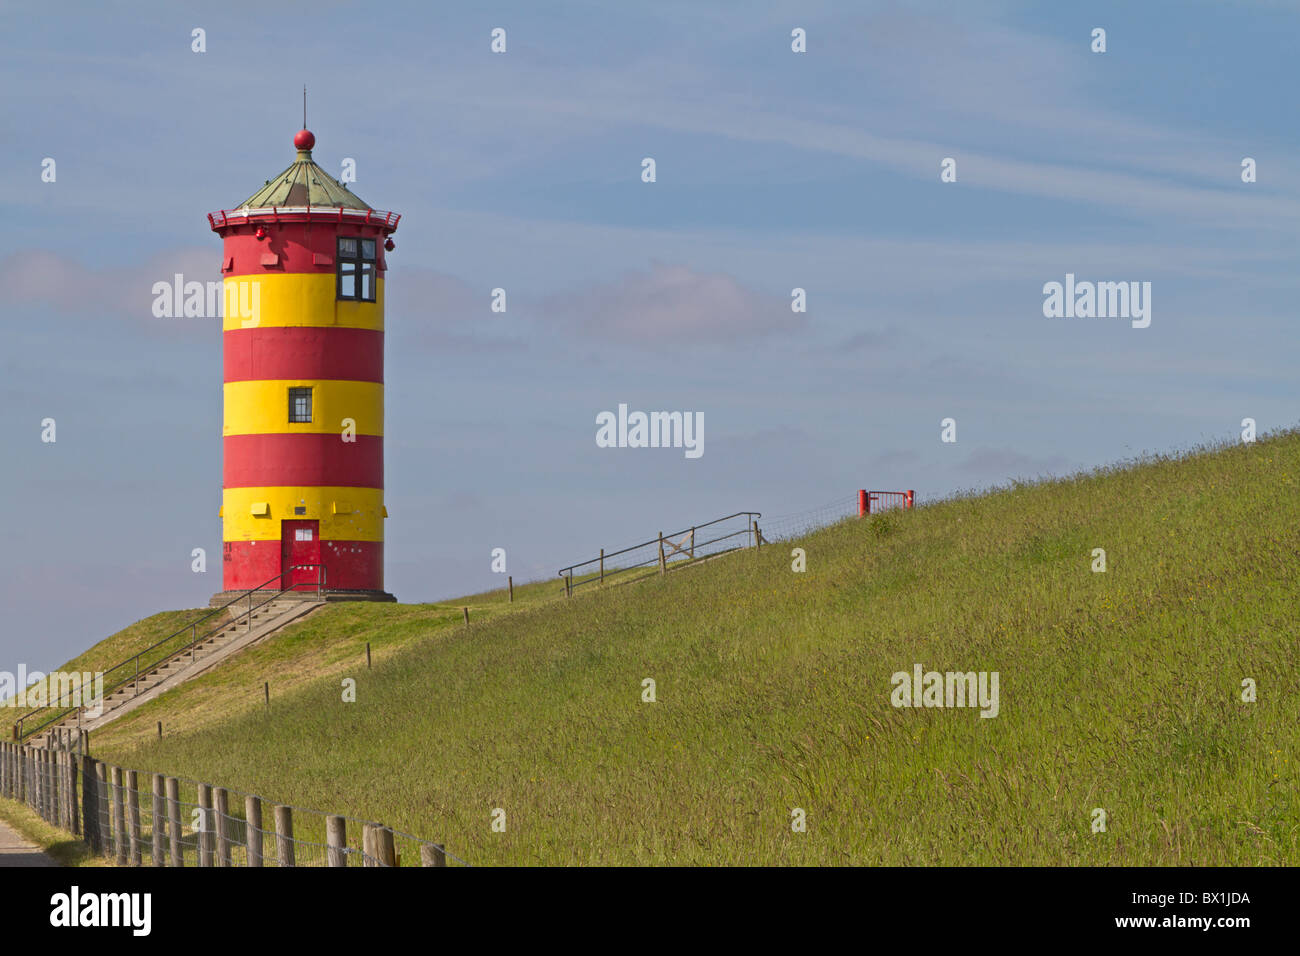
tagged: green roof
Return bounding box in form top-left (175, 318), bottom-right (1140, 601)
top-left (237, 145), bottom-right (371, 211)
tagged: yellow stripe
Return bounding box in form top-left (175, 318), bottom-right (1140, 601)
top-left (221, 274), bottom-right (384, 331)
top-left (223, 486), bottom-right (385, 541)
top-left (224, 379), bottom-right (383, 436)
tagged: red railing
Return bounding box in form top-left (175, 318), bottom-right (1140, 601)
top-left (207, 207), bottom-right (401, 232)
top-left (858, 489), bottom-right (914, 515)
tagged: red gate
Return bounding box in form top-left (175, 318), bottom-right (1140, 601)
top-left (858, 489), bottom-right (914, 515)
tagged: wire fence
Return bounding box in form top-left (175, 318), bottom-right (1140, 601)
top-left (0, 733), bottom-right (467, 867)
top-left (759, 495), bottom-right (861, 541)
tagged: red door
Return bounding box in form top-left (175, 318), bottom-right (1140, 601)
top-left (280, 520), bottom-right (321, 591)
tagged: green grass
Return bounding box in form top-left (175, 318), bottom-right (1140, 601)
top-left (76, 431), bottom-right (1300, 865)
top-left (0, 797), bottom-right (108, 867)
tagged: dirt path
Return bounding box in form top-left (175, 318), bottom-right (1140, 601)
top-left (0, 817), bottom-right (55, 867)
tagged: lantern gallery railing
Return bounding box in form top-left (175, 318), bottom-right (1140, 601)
top-left (206, 206), bottom-right (401, 230)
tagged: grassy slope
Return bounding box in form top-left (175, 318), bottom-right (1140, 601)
top-left (88, 433), bottom-right (1299, 865)
top-left (3, 609), bottom-right (222, 733)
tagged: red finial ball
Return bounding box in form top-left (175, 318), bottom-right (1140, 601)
top-left (294, 129), bottom-right (315, 150)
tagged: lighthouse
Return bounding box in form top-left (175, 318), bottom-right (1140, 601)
top-left (208, 128), bottom-right (399, 600)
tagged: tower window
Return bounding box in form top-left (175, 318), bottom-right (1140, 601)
top-left (337, 236), bottom-right (377, 302)
top-left (288, 387), bottom-right (313, 423)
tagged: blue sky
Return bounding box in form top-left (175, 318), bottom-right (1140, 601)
top-left (2, 0), bottom-right (1297, 671)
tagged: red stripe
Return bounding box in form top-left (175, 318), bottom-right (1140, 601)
top-left (224, 539), bottom-right (382, 592)
top-left (220, 221), bottom-right (389, 278)
top-left (224, 327), bottom-right (384, 383)
top-left (224, 434), bottom-right (383, 488)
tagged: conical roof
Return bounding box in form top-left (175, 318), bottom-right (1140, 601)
top-left (236, 129), bottom-right (371, 211)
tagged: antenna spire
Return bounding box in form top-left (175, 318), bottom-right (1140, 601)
top-left (303, 85), bottom-right (307, 129)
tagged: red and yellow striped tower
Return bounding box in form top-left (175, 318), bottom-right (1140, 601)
top-left (207, 128), bottom-right (400, 600)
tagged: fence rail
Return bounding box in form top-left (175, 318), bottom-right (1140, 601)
top-left (557, 512), bottom-right (762, 596)
top-left (0, 733), bottom-right (466, 867)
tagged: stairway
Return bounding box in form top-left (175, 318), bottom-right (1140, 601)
top-left (26, 598), bottom-right (323, 748)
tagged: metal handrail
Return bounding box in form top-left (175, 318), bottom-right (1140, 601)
top-left (14, 565), bottom-right (327, 742)
top-left (558, 512), bottom-right (760, 594)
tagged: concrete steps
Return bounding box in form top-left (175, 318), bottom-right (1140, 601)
top-left (29, 598), bottom-right (323, 747)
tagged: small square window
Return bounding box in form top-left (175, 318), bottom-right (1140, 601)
top-left (338, 237), bottom-right (358, 258)
top-left (294, 528), bottom-right (313, 541)
top-left (288, 387), bottom-right (312, 423)
top-left (294, 506), bottom-right (306, 515)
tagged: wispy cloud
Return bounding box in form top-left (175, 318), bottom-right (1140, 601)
top-left (538, 260), bottom-right (804, 346)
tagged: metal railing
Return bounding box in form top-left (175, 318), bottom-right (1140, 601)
top-left (859, 489), bottom-right (915, 515)
top-left (13, 565), bottom-right (327, 743)
top-left (558, 512), bottom-right (761, 596)
top-left (207, 206), bottom-right (401, 230)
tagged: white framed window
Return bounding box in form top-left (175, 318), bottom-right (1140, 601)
top-left (294, 528), bottom-right (314, 542)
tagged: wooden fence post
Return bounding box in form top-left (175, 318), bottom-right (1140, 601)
top-left (245, 795), bottom-right (263, 867)
top-left (50, 750), bottom-right (59, 825)
top-left (463, 607), bottom-right (469, 626)
top-left (166, 777), bottom-right (184, 867)
top-left (110, 766), bottom-right (127, 865)
top-left (49, 750), bottom-right (58, 825)
top-left (215, 787), bottom-right (232, 866)
top-left (366, 643), bottom-right (371, 669)
top-left (326, 815), bottom-right (347, 867)
top-left (361, 823), bottom-right (376, 867)
top-left (56, 750), bottom-right (66, 829)
top-left (64, 749), bottom-right (77, 837)
top-left (420, 843), bottom-right (447, 867)
top-left (197, 783), bottom-right (213, 866)
top-left (95, 762), bottom-right (111, 858)
top-left (508, 575), bottom-right (513, 602)
top-left (599, 549), bottom-right (604, 584)
top-left (34, 748), bottom-right (44, 821)
top-left (39, 749), bottom-right (49, 823)
top-left (374, 826), bottom-right (396, 867)
top-left (658, 533), bottom-right (666, 573)
top-left (47, 748), bottom-right (57, 826)
top-left (80, 756), bottom-right (97, 851)
top-left (151, 774), bottom-right (165, 866)
top-left (127, 769), bottom-right (142, 865)
top-left (275, 805), bottom-right (295, 867)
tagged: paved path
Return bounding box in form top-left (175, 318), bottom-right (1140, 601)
top-left (0, 817), bottom-right (55, 867)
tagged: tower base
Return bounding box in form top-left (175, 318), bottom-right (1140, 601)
top-left (209, 589), bottom-right (396, 608)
